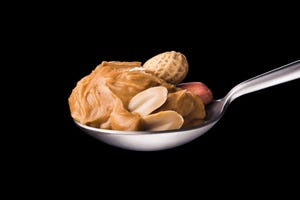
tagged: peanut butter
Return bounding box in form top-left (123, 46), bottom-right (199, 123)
top-left (68, 61), bottom-right (206, 131)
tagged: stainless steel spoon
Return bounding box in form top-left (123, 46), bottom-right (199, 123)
top-left (74, 60), bottom-right (300, 151)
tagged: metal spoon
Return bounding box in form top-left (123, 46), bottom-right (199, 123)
top-left (74, 60), bottom-right (300, 151)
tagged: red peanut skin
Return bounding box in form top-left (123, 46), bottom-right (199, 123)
top-left (178, 82), bottom-right (213, 104)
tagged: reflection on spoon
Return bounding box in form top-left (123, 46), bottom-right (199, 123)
top-left (74, 60), bottom-right (300, 151)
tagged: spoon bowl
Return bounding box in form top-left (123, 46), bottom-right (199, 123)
top-left (74, 116), bottom-right (218, 151)
top-left (74, 60), bottom-right (300, 151)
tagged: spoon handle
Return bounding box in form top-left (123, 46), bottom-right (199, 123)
top-left (225, 60), bottom-right (300, 103)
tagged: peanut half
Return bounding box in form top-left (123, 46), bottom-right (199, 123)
top-left (128, 86), bottom-right (168, 116)
top-left (143, 110), bottom-right (184, 131)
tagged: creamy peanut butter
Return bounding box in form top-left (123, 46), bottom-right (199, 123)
top-left (68, 61), bottom-right (206, 131)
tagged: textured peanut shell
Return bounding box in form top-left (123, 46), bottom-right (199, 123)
top-left (143, 51), bottom-right (189, 84)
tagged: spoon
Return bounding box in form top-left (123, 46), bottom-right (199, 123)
top-left (74, 60), bottom-right (300, 151)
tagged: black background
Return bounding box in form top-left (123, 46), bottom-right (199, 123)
top-left (7, 5), bottom-right (300, 197)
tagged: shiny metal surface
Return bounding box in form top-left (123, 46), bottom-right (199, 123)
top-left (74, 60), bottom-right (300, 151)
